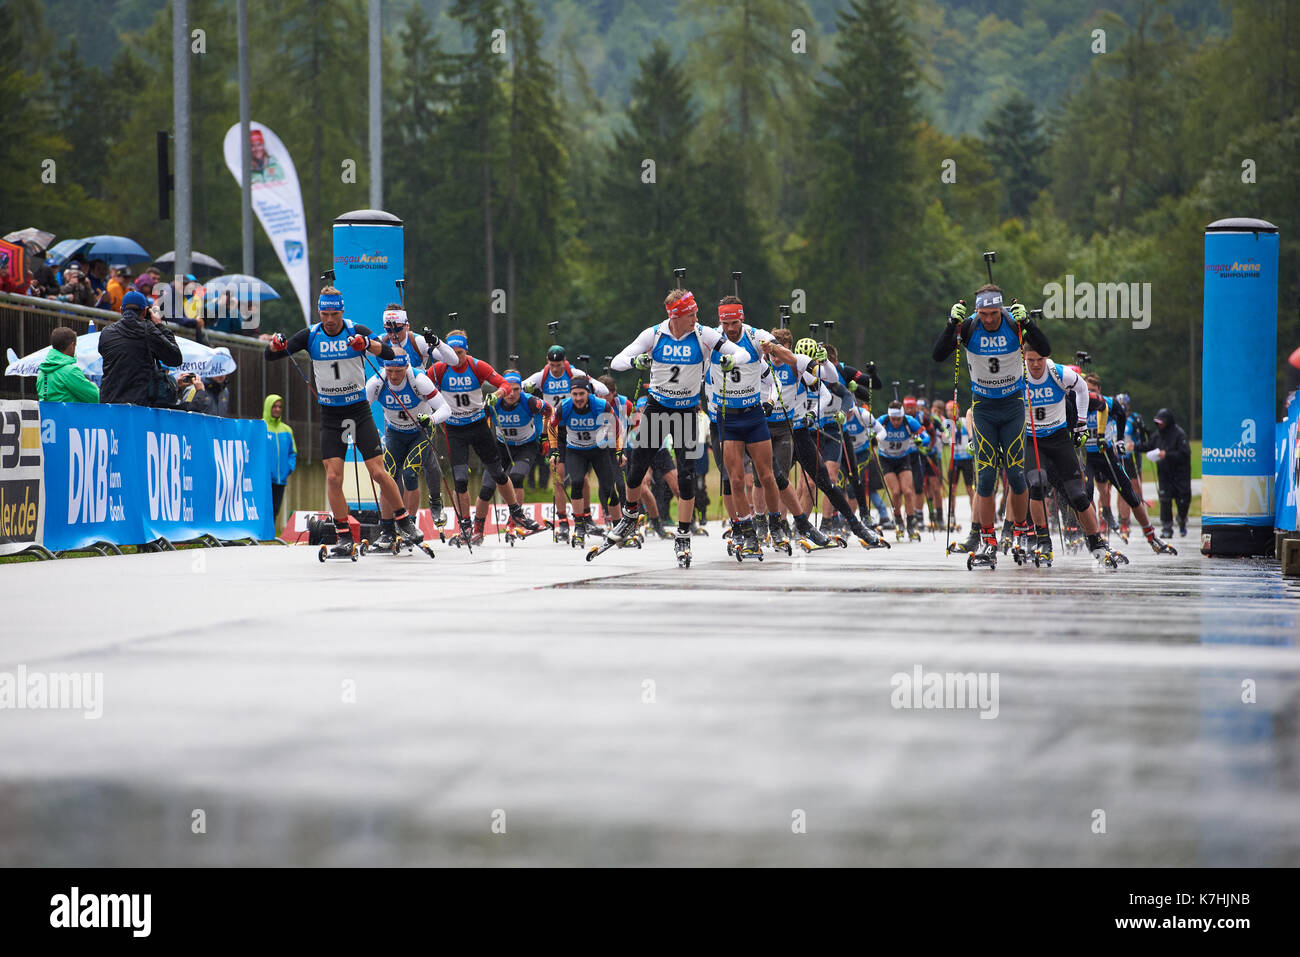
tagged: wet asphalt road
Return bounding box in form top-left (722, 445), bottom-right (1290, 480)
top-left (1, 514), bottom-right (1298, 866)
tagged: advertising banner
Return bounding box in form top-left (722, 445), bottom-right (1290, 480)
top-left (0, 401), bottom-right (45, 555)
top-left (1201, 218), bottom-right (1279, 555)
top-left (223, 122), bottom-right (311, 325)
top-left (39, 404), bottom-right (272, 551)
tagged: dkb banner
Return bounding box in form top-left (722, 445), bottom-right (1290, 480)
top-left (1201, 217), bottom-right (1279, 555)
top-left (39, 404), bottom-right (272, 551)
top-left (0, 401), bottom-right (45, 556)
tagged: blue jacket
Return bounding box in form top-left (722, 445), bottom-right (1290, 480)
top-left (263, 393), bottom-right (297, 484)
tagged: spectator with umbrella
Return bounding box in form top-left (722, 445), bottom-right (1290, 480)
top-left (106, 266), bottom-right (132, 311)
top-left (58, 264), bottom-right (96, 307)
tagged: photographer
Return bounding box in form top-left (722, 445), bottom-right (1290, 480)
top-left (58, 265), bottom-right (97, 307)
top-left (98, 291), bottom-right (184, 407)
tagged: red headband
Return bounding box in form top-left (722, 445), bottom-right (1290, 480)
top-left (717, 303), bottom-right (744, 321)
top-left (666, 291), bottom-right (696, 319)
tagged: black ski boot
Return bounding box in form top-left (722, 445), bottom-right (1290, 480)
top-left (649, 516), bottom-right (671, 539)
top-left (753, 512), bottom-right (770, 544)
top-left (769, 515), bottom-right (793, 554)
top-left (371, 522), bottom-right (397, 553)
top-left (509, 504), bottom-right (540, 533)
top-left (396, 513), bottom-right (424, 546)
top-left (553, 518), bottom-right (570, 544)
top-left (948, 526), bottom-right (980, 554)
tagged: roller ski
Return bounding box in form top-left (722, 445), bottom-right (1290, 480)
top-left (616, 521), bottom-right (644, 549)
top-left (1031, 536), bottom-right (1053, 568)
top-left (753, 513), bottom-right (771, 545)
top-left (796, 518), bottom-right (847, 553)
top-left (507, 505), bottom-right (542, 535)
top-left (570, 517), bottom-right (588, 549)
top-left (1089, 533), bottom-right (1127, 569)
top-left (1146, 531), bottom-right (1177, 555)
top-left (726, 519), bottom-right (764, 562)
top-left (430, 503), bottom-right (449, 541)
top-left (507, 517), bottom-right (553, 541)
top-left (585, 509), bottom-right (639, 561)
top-left (1010, 522), bottom-right (1031, 566)
top-left (965, 531), bottom-right (998, 571)
top-left (318, 529), bottom-right (359, 563)
top-left (552, 518), bottom-right (570, 544)
top-left (470, 516), bottom-right (487, 546)
top-left (396, 513), bottom-right (435, 558)
top-left (369, 525), bottom-right (397, 555)
top-left (850, 516), bottom-right (890, 550)
top-left (768, 516), bottom-right (794, 556)
top-left (447, 516), bottom-right (475, 549)
top-left (648, 516), bottom-right (672, 540)
top-left (1118, 522), bottom-right (1130, 545)
top-left (948, 527), bottom-right (980, 555)
top-left (690, 520), bottom-right (710, 536)
top-left (998, 519), bottom-right (1014, 555)
top-left (905, 514), bottom-right (922, 543)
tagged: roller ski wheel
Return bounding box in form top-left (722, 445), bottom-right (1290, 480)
top-left (617, 533), bottom-right (643, 549)
top-left (358, 539), bottom-right (371, 556)
top-left (319, 539), bottom-right (359, 562)
top-left (1032, 542), bottom-right (1053, 567)
top-left (553, 522), bottom-right (570, 545)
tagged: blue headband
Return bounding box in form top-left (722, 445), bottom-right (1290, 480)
top-left (447, 334), bottom-right (468, 349)
top-left (318, 293), bottom-right (344, 313)
top-left (504, 372), bottom-right (522, 385)
top-left (383, 354), bottom-right (409, 368)
top-left (974, 291), bottom-right (1003, 309)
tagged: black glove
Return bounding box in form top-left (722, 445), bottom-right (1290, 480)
top-left (761, 401), bottom-right (774, 417)
top-left (863, 361), bottom-right (876, 377)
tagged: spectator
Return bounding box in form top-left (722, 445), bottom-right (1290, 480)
top-left (174, 371), bottom-right (209, 412)
top-left (168, 274), bottom-right (208, 344)
top-left (87, 259), bottom-right (108, 296)
top-left (207, 289), bottom-right (246, 335)
top-left (34, 257), bottom-right (59, 295)
top-left (59, 265), bottom-right (96, 307)
top-left (133, 273), bottom-right (156, 298)
top-left (36, 327), bottom-right (98, 403)
top-left (106, 266), bottom-right (132, 312)
top-left (263, 393), bottom-right (297, 521)
top-left (1140, 408), bottom-right (1193, 538)
top-left (98, 290), bottom-right (183, 407)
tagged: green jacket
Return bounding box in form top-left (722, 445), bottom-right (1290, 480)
top-left (36, 349), bottom-right (99, 403)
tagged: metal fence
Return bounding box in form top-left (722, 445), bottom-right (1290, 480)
top-left (1, 292), bottom-right (321, 463)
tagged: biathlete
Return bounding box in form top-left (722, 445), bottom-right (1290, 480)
top-left (266, 284), bottom-right (422, 557)
top-left (432, 329), bottom-right (542, 545)
top-left (365, 353), bottom-right (452, 550)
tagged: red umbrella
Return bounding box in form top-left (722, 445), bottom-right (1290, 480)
top-left (0, 239), bottom-right (25, 288)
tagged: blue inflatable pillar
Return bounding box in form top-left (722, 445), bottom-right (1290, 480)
top-left (332, 209), bottom-right (405, 508)
top-left (1201, 217), bottom-right (1279, 556)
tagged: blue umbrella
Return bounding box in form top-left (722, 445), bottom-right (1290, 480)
top-left (45, 238), bottom-right (93, 265)
top-left (202, 273), bottom-right (281, 304)
top-left (80, 234), bottom-right (152, 265)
